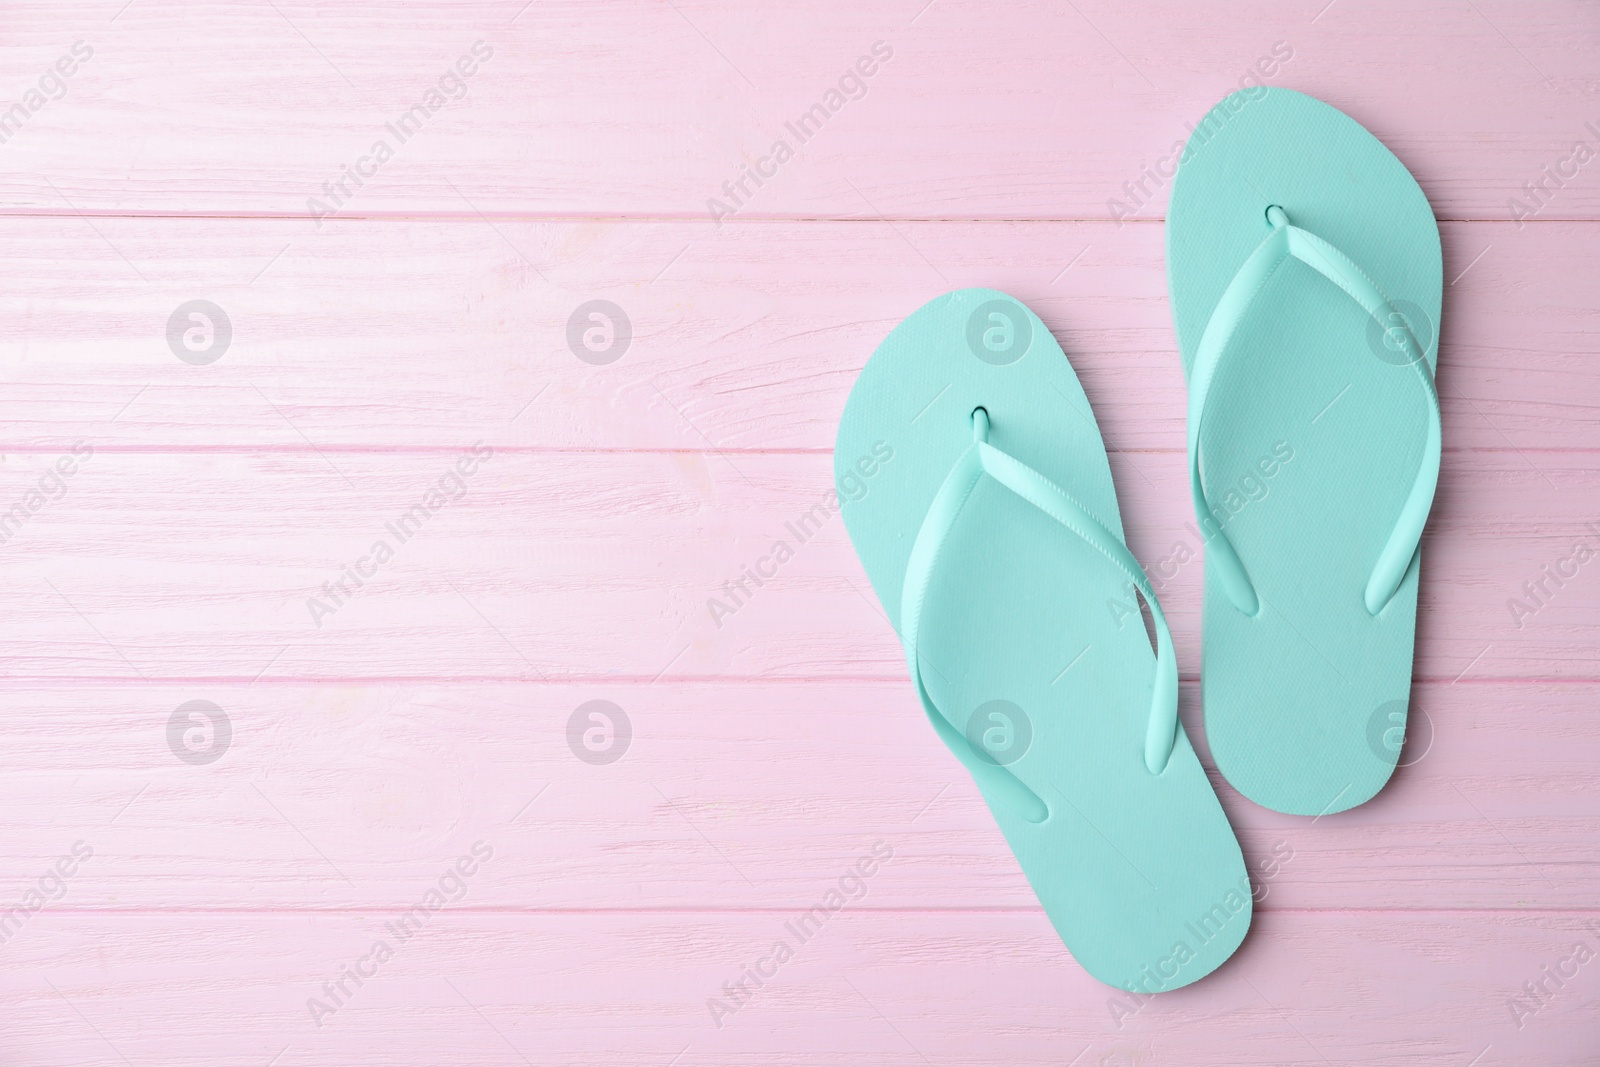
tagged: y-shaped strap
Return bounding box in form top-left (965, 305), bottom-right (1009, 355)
top-left (1189, 205), bottom-right (1442, 617)
top-left (900, 408), bottom-right (1180, 824)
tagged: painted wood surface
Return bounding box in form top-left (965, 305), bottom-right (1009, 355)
top-left (0, 2), bottom-right (1595, 221)
top-left (0, 680), bottom-right (1593, 910)
top-left (2, 0), bottom-right (1597, 1063)
top-left (0, 449), bottom-right (1588, 681)
top-left (7, 911), bottom-right (1594, 1065)
top-left (0, 218), bottom-right (1590, 451)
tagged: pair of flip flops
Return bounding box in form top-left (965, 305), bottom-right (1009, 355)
top-left (835, 89), bottom-right (1442, 990)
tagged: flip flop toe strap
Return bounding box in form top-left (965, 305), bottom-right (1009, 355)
top-left (899, 408), bottom-right (1180, 824)
top-left (1188, 205), bottom-right (1442, 617)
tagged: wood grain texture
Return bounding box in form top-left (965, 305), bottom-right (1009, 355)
top-left (6, 910), bottom-right (1599, 1066)
top-left (0, 1), bottom-right (1595, 220)
top-left (0, 680), bottom-right (1593, 911)
top-left (0, 217), bottom-right (1590, 451)
top-left (4, 0), bottom-right (1598, 1061)
top-left (0, 448), bottom-right (1590, 681)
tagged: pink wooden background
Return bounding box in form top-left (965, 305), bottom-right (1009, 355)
top-left (0, 1), bottom-right (1596, 1063)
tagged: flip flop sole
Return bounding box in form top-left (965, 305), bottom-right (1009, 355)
top-left (1168, 88), bottom-right (1443, 815)
top-left (837, 289), bottom-right (1250, 991)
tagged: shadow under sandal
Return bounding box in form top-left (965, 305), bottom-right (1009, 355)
top-left (836, 288), bottom-right (1250, 992)
top-left (1168, 87), bottom-right (1443, 816)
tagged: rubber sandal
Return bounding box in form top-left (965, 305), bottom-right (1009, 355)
top-left (836, 289), bottom-right (1250, 991)
top-left (1167, 88), bottom-right (1443, 816)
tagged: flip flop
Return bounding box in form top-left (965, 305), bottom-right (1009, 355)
top-left (1167, 88), bottom-right (1443, 816)
top-left (836, 289), bottom-right (1249, 991)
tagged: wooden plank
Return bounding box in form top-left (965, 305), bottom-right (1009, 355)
top-left (3, 910), bottom-right (1594, 1064)
top-left (0, 448), bottom-right (1590, 681)
top-left (0, 679), bottom-right (1594, 911)
top-left (1, 2), bottom-right (1595, 220)
top-left (0, 217), bottom-right (1590, 451)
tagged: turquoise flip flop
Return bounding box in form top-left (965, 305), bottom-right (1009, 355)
top-left (836, 289), bottom-right (1249, 991)
top-left (1167, 88), bottom-right (1443, 816)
